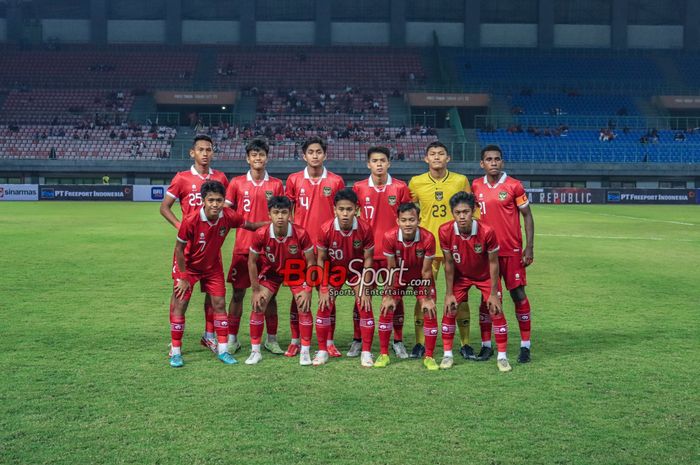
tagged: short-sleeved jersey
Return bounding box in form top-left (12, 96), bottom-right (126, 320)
top-left (317, 217), bottom-right (374, 270)
top-left (472, 173), bottom-right (529, 257)
top-left (225, 171), bottom-right (284, 255)
top-left (409, 170), bottom-right (470, 258)
top-left (286, 167), bottom-right (345, 245)
top-left (353, 175), bottom-right (412, 260)
top-left (438, 220), bottom-right (499, 282)
top-left (167, 166), bottom-right (229, 217)
top-left (177, 207), bottom-right (244, 273)
top-left (382, 226), bottom-right (436, 284)
top-left (250, 223), bottom-right (314, 278)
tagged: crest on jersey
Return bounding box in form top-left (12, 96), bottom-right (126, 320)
top-left (265, 190), bottom-right (273, 200)
top-left (289, 244), bottom-right (298, 254)
top-left (353, 240), bottom-right (362, 249)
top-left (435, 191), bottom-right (443, 201)
top-left (219, 226), bottom-right (226, 237)
top-left (388, 195), bottom-right (397, 206)
top-left (323, 186), bottom-right (332, 197)
top-left (416, 249), bottom-right (425, 258)
top-left (474, 243), bottom-right (483, 253)
top-left (498, 191), bottom-right (508, 201)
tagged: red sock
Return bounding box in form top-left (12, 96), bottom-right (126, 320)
top-left (378, 311), bottom-right (394, 355)
top-left (329, 305), bottom-right (337, 340)
top-left (204, 302), bottom-right (215, 334)
top-left (265, 312), bottom-right (278, 337)
top-left (515, 298), bottom-right (531, 342)
top-left (289, 299), bottom-right (300, 340)
top-left (352, 305), bottom-right (361, 340)
top-left (423, 314), bottom-right (438, 357)
top-left (479, 301), bottom-right (492, 344)
top-left (228, 312), bottom-right (241, 337)
top-left (250, 311), bottom-right (265, 345)
top-left (315, 307), bottom-right (331, 351)
top-left (298, 311), bottom-right (313, 347)
top-left (393, 299), bottom-right (404, 342)
top-left (492, 313), bottom-right (508, 353)
top-left (359, 305), bottom-right (375, 352)
top-left (213, 313), bottom-right (228, 345)
top-left (441, 313), bottom-right (456, 352)
top-left (170, 313), bottom-right (185, 349)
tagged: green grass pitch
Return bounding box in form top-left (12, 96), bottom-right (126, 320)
top-left (1, 202), bottom-right (698, 465)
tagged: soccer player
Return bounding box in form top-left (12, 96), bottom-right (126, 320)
top-left (378, 203), bottom-right (438, 370)
top-left (224, 137), bottom-right (285, 362)
top-left (352, 146), bottom-right (412, 358)
top-left (160, 134), bottom-right (228, 354)
top-left (439, 192), bottom-right (511, 372)
top-left (472, 145), bottom-right (535, 363)
top-left (168, 181), bottom-right (266, 368)
top-left (408, 141), bottom-right (474, 360)
top-left (248, 196), bottom-right (316, 366)
top-left (314, 188), bottom-right (375, 367)
top-left (284, 136), bottom-right (345, 357)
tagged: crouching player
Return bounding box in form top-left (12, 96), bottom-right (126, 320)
top-left (314, 188), bottom-right (375, 367)
top-left (378, 203), bottom-right (438, 370)
top-left (248, 196), bottom-right (315, 366)
top-left (168, 181), bottom-right (266, 368)
top-left (439, 192), bottom-right (512, 372)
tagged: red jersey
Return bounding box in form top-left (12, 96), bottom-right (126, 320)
top-left (250, 223), bottom-right (314, 278)
top-left (167, 165), bottom-right (229, 217)
top-left (177, 208), bottom-right (244, 273)
top-left (382, 226), bottom-right (436, 284)
top-left (438, 220), bottom-right (499, 282)
top-left (353, 175), bottom-right (412, 260)
top-left (225, 171), bottom-right (284, 255)
top-left (285, 167), bottom-right (345, 245)
top-left (317, 217), bottom-right (374, 270)
top-left (471, 173), bottom-right (529, 257)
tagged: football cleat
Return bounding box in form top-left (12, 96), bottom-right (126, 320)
top-left (284, 343), bottom-right (300, 357)
top-left (476, 346), bottom-right (494, 361)
top-left (299, 351), bottom-right (312, 366)
top-left (518, 347), bottom-right (531, 364)
top-left (312, 351), bottom-right (329, 366)
top-left (200, 336), bottom-right (218, 354)
top-left (423, 356), bottom-right (439, 371)
top-left (360, 351), bottom-right (374, 368)
top-left (392, 341), bottom-right (409, 359)
top-left (264, 340), bottom-right (284, 355)
top-left (459, 344), bottom-right (476, 360)
top-left (217, 352), bottom-right (237, 365)
top-left (245, 350), bottom-right (262, 365)
top-left (374, 354), bottom-right (391, 368)
top-left (497, 358), bottom-right (512, 372)
top-left (169, 354), bottom-right (184, 368)
top-left (409, 343), bottom-right (425, 359)
top-left (347, 340), bottom-right (362, 357)
top-left (229, 341), bottom-right (241, 354)
top-left (327, 344), bottom-right (342, 358)
top-left (439, 356), bottom-right (454, 370)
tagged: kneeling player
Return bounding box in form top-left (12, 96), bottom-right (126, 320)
top-left (314, 188), bottom-right (375, 367)
top-left (379, 203), bottom-right (438, 370)
top-left (168, 181), bottom-right (266, 368)
top-left (248, 196), bottom-right (315, 366)
top-left (439, 192), bottom-right (511, 372)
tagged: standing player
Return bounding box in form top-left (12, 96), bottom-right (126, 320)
top-left (160, 135), bottom-right (228, 354)
top-left (314, 188), bottom-right (375, 367)
top-left (408, 141), bottom-right (474, 360)
top-left (439, 192), bottom-right (511, 372)
top-left (352, 146), bottom-right (412, 358)
top-left (248, 196), bottom-right (315, 366)
top-left (285, 136), bottom-right (345, 357)
top-left (224, 138), bottom-right (285, 361)
top-left (378, 203), bottom-right (438, 370)
top-left (472, 145), bottom-right (534, 363)
top-left (168, 181), bottom-right (265, 368)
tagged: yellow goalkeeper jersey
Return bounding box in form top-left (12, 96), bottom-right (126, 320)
top-left (409, 170), bottom-right (471, 258)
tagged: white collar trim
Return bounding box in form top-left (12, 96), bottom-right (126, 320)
top-left (246, 170), bottom-right (270, 184)
top-left (368, 174), bottom-right (393, 188)
top-left (334, 217), bottom-right (358, 232)
top-left (398, 227), bottom-right (420, 244)
top-left (453, 220), bottom-right (478, 237)
top-left (199, 207), bottom-right (223, 224)
top-left (304, 167), bottom-right (327, 180)
top-left (483, 172), bottom-right (507, 188)
top-left (191, 165), bottom-right (213, 177)
top-left (269, 223), bottom-right (293, 239)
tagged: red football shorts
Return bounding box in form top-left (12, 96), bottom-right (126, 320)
top-left (258, 273), bottom-right (308, 296)
top-left (227, 253), bottom-right (251, 289)
top-left (498, 256), bottom-right (527, 290)
top-left (173, 269), bottom-right (226, 301)
top-left (453, 276), bottom-right (502, 304)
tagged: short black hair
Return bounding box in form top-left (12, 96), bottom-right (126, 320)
top-left (367, 146), bottom-right (390, 160)
top-left (425, 141), bottom-right (449, 154)
top-left (480, 144), bottom-right (503, 160)
top-left (334, 187), bottom-right (358, 205)
top-left (301, 136), bottom-right (327, 154)
top-left (397, 202), bottom-right (420, 217)
top-left (193, 134), bottom-right (213, 147)
top-left (268, 195), bottom-right (292, 211)
top-left (449, 191), bottom-right (476, 211)
top-left (201, 180), bottom-right (225, 198)
top-left (246, 137), bottom-right (269, 155)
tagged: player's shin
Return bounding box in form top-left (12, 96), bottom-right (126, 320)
top-left (515, 298), bottom-right (531, 347)
top-left (204, 301), bottom-right (215, 340)
top-left (315, 308), bottom-right (332, 352)
top-left (352, 304), bottom-right (361, 341)
top-left (414, 301), bottom-right (425, 345)
top-left (213, 313), bottom-right (229, 355)
top-left (249, 311), bottom-right (265, 352)
top-left (441, 314), bottom-right (456, 356)
top-left (492, 313), bottom-right (508, 355)
top-left (423, 315), bottom-right (438, 357)
top-left (456, 302), bottom-right (471, 345)
top-left (359, 307), bottom-right (375, 352)
top-left (479, 301), bottom-right (492, 346)
top-left (393, 300), bottom-right (404, 342)
top-left (289, 299), bottom-right (300, 341)
top-left (378, 311), bottom-right (394, 355)
top-left (298, 310), bottom-right (314, 350)
top-left (170, 313), bottom-right (185, 355)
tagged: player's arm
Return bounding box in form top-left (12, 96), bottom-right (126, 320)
top-left (294, 248), bottom-right (315, 313)
top-left (173, 239), bottom-right (190, 299)
top-left (241, 220), bottom-right (269, 231)
top-left (520, 204), bottom-right (535, 266)
top-left (443, 250), bottom-right (458, 315)
top-left (316, 247), bottom-right (332, 310)
top-left (160, 195), bottom-right (181, 229)
top-left (487, 250), bottom-right (503, 315)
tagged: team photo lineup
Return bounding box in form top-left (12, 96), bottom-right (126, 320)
top-left (162, 134), bottom-right (534, 372)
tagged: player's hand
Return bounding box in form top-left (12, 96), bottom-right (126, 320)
top-left (444, 294), bottom-right (458, 316)
top-left (174, 278), bottom-right (190, 300)
top-left (380, 295), bottom-right (396, 316)
top-left (522, 247), bottom-right (534, 267)
top-left (358, 292), bottom-right (372, 312)
top-left (421, 298), bottom-right (437, 319)
top-left (296, 291), bottom-right (312, 313)
top-left (487, 295), bottom-right (502, 316)
top-left (252, 290), bottom-right (267, 312)
top-left (318, 290), bottom-right (332, 310)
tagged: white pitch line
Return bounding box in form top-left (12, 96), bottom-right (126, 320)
top-left (539, 233), bottom-right (698, 243)
top-left (594, 212), bottom-right (695, 226)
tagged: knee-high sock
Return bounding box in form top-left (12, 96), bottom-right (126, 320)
top-left (414, 300), bottom-right (425, 345)
top-left (249, 311), bottom-right (265, 346)
top-left (479, 301), bottom-right (492, 344)
top-left (315, 305), bottom-right (333, 351)
top-left (204, 301), bottom-right (215, 334)
top-left (329, 305), bottom-right (337, 341)
top-left (358, 302), bottom-right (375, 352)
top-left (441, 313), bottom-right (456, 353)
top-left (227, 311), bottom-right (241, 337)
top-left (289, 299), bottom-right (300, 340)
top-left (456, 301), bottom-right (470, 346)
top-left (265, 312), bottom-right (278, 337)
top-left (492, 312), bottom-right (508, 353)
top-left (423, 314), bottom-right (438, 357)
top-left (352, 304), bottom-right (361, 340)
top-left (213, 313), bottom-right (229, 345)
top-left (170, 313), bottom-right (185, 349)
top-left (378, 311), bottom-right (394, 355)
top-left (298, 311), bottom-right (314, 348)
top-left (393, 299), bottom-right (404, 342)
top-left (515, 298), bottom-right (531, 343)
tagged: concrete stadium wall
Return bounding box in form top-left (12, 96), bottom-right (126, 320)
top-left (42, 19), bottom-right (91, 43)
top-left (406, 22), bottom-right (464, 47)
top-left (182, 20), bottom-right (240, 44)
top-left (627, 25), bottom-right (683, 49)
top-left (554, 25), bottom-right (611, 48)
top-left (331, 23), bottom-right (390, 45)
top-left (107, 20), bottom-right (166, 43)
top-left (480, 24), bottom-right (538, 47)
top-left (256, 21), bottom-right (314, 44)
